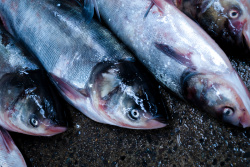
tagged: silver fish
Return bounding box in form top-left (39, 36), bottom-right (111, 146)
top-left (0, 25), bottom-right (67, 136)
top-left (0, 0), bottom-right (168, 129)
top-left (82, 0), bottom-right (250, 127)
top-left (0, 126), bottom-right (27, 167)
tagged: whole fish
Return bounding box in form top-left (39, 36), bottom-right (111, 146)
top-left (0, 0), bottom-right (168, 129)
top-left (0, 24), bottom-right (67, 136)
top-left (0, 126), bottom-right (27, 167)
top-left (172, 0), bottom-right (250, 53)
top-left (82, 0), bottom-right (250, 127)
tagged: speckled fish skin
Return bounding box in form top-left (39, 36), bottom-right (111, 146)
top-left (0, 25), bottom-right (67, 136)
top-left (173, 0), bottom-right (250, 53)
top-left (85, 0), bottom-right (250, 127)
top-left (0, 0), bottom-right (168, 129)
top-left (0, 126), bottom-right (27, 167)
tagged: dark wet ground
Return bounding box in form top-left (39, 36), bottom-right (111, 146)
top-left (9, 56), bottom-right (250, 166)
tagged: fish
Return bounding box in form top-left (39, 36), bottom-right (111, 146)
top-left (172, 0), bottom-right (250, 54)
top-left (0, 24), bottom-right (67, 136)
top-left (82, 0), bottom-right (250, 127)
top-left (0, 0), bottom-right (168, 129)
top-left (0, 126), bottom-right (27, 167)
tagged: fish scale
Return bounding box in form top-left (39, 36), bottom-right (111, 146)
top-left (84, 0), bottom-right (250, 127)
top-left (0, 0), bottom-right (169, 129)
top-left (0, 24), bottom-right (67, 136)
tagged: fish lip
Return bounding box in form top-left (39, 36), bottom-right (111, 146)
top-left (243, 23), bottom-right (250, 49)
top-left (44, 126), bottom-right (67, 136)
top-left (153, 115), bottom-right (169, 126)
top-left (239, 117), bottom-right (250, 128)
top-left (143, 119), bottom-right (167, 129)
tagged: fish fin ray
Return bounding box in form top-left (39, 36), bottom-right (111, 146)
top-left (144, 2), bottom-right (154, 19)
top-left (201, 0), bottom-right (215, 13)
top-left (49, 73), bottom-right (88, 100)
top-left (93, 0), bottom-right (101, 22)
top-left (151, 0), bottom-right (164, 13)
top-left (82, 0), bottom-right (100, 22)
top-left (154, 43), bottom-right (196, 69)
top-left (79, 89), bottom-right (90, 97)
top-left (0, 126), bottom-right (15, 153)
top-left (145, 0), bottom-right (176, 18)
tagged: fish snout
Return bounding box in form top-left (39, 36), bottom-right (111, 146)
top-left (239, 110), bottom-right (250, 128)
top-left (45, 126), bottom-right (67, 136)
top-left (41, 119), bottom-right (67, 136)
top-left (145, 119), bottom-right (167, 129)
top-left (243, 20), bottom-right (250, 49)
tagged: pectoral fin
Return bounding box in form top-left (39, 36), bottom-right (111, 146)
top-left (0, 126), bottom-right (14, 153)
top-left (49, 73), bottom-right (88, 101)
top-left (155, 43), bottom-right (196, 70)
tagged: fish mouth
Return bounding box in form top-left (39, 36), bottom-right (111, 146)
top-left (144, 119), bottom-right (167, 129)
top-left (44, 126), bottom-right (67, 136)
top-left (239, 112), bottom-right (250, 128)
top-left (243, 23), bottom-right (250, 50)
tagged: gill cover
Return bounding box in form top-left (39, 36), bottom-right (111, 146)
top-left (85, 61), bottom-right (169, 129)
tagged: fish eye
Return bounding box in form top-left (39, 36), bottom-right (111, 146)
top-left (128, 109), bottom-right (140, 120)
top-left (30, 116), bottom-right (39, 127)
top-left (223, 107), bottom-right (234, 116)
top-left (228, 9), bottom-right (240, 19)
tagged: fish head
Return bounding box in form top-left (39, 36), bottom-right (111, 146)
top-left (183, 71), bottom-right (250, 127)
top-left (88, 61), bottom-right (168, 129)
top-left (204, 0), bottom-right (250, 49)
top-left (0, 70), bottom-right (67, 136)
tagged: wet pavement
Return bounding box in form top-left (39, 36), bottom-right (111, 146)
top-left (9, 55), bottom-right (250, 166)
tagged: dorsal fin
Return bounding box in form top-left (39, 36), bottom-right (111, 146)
top-left (144, 0), bottom-right (176, 18)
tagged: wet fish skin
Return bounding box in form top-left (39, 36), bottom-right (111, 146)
top-left (0, 25), bottom-right (67, 136)
top-left (84, 0), bottom-right (250, 127)
top-left (173, 0), bottom-right (250, 53)
top-left (0, 0), bottom-right (168, 129)
top-left (0, 126), bottom-right (27, 167)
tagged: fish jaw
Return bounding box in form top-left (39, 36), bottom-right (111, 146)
top-left (137, 119), bottom-right (166, 129)
top-left (42, 126), bottom-right (67, 136)
top-left (239, 111), bottom-right (250, 128)
top-left (243, 20), bottom-right (250, 49)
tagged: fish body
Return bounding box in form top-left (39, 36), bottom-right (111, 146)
top-left (0, 0), bottom-right (168, 129)
top-left (0, 25), bottom-right (67, 136)
top-left (0, 126), bottom-right (27, 167)
top-left (83, 0), bottom-right (250, 127)
top-left (173, 0), bottom-right (250, 53)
